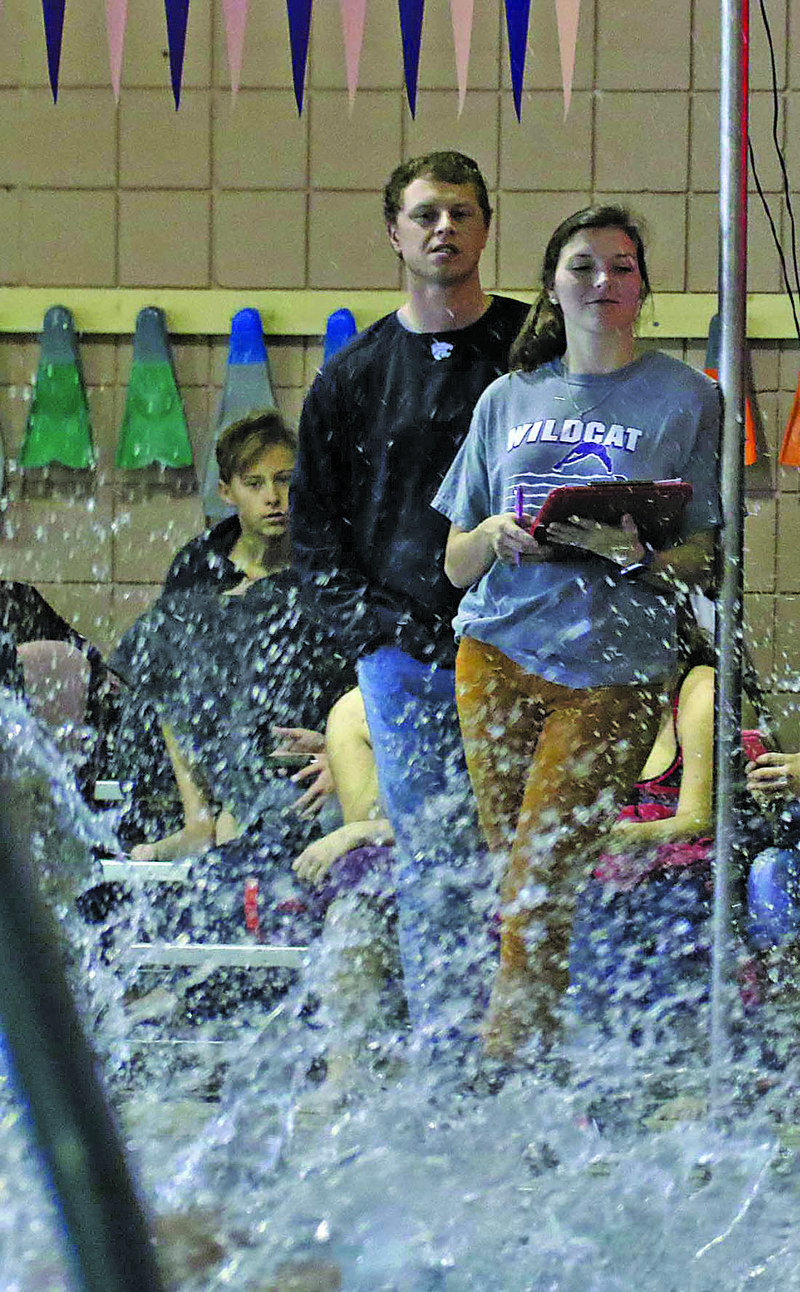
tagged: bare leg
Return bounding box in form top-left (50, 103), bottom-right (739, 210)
top-left (130, 724), bottom-right (215, 860)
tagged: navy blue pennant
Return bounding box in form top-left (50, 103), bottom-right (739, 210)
top-left (164, 0), bottom-right (190, 108)
top-left (41, 0), bottom-right (66, 102)
top-left (504, 0), bottom-right (531, 121)
top-left (287, 0), bottom-right (313, 114)
top-left (398, 0), bottom-right (425, 117)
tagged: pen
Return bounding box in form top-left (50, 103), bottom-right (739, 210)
top-left (514, 485), bottom-right (524, 566)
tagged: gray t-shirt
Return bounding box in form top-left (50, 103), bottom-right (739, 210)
top-left (432, 351), bottom-right (721, 688)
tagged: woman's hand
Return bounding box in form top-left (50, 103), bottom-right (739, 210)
top-left (271, 726), bottom-right (326, 755)
top-left (747, 751), bottom-right (800, 801)
top-left (292, 817), bottom-right (393, 885)
top-left (445, 513), bottom-right (549, 587)
top-left (543, 512), bottom-right (645, 567)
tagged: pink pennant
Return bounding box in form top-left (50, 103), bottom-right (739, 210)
top-left (555, 0), bottom-right (580, 117)
top-left (104, 0), bottom-right (128, 101)
top-left (339, 0), bottom-right (367, 108)
top-left (449, 0), bottom-right (473, 116)
top-left (222, 0), bottom-right (249, 95)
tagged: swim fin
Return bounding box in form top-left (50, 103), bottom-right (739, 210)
top-left (20, 306), bottom-right (95, 470)
top-left (323, 307), bottom-right (357, 365)
top-left (202, 308), bottom-right (278, 524)
top-left (116, 307), bottom-right (193, 470)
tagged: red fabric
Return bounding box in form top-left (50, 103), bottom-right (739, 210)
top-left (704, 367), bottom-right (757, 466)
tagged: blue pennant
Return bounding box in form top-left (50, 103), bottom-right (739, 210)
top-left (164, 0), bottom-right (190, 108)
top-left (41, 0), bottom-right (66, 103)
top-left (287, 0), bottom-right (313, 114)
top-left (398, 0), bottom-right (425, 118)
top-left (504, 0), bottom-right (531, 121)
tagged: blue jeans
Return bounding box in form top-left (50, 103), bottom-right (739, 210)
top-left (357, 647), bottom-right (491, 1049)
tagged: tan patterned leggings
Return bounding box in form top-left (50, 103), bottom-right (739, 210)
top-left (455, 635), bottom-right (664, 1028)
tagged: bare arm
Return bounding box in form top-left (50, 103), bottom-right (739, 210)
top-left (609, 664), bottom-right (715, 846)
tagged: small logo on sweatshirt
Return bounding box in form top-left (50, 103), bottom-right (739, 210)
top-left (431, 340), bottom-right (454, 361)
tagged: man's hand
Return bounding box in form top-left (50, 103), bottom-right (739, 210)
top-left (747, 751), bottom-right (800, 801)
top-left (290, 754), bottom-right (334, 818)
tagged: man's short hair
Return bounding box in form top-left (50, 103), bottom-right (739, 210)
top-left (382, 151), bottom-right (492, 228)
top-left (216, 410), bottom-right (297, 484)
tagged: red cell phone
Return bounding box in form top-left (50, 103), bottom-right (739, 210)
top-left (742, 730), bottom-right (770, 763)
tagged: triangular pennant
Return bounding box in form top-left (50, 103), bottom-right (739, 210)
top-left (339, 0), bottom-right (367, 109)
top-left (41, 0), bottom-right (66, 103)
top-left (779, 377), bottom-right (800, 467)
top-left (104, 0), bottom-right (128, 102)
top-left (398, 0), bottom-right (425, 118)
top-left (504, 0), bottom-right (531, 121)
top-left (286, 0), bottom-right (313, 114)
top-left (554, 0), bottom-right (580, 118)
top-left (222, 0), bottom-right (249, 96)
top-left (164, 0), bottom-right (190, 109)
top-left (449, 0), bottom-right (473, 116)
top-left (704, 314), bottom-right (758, 466)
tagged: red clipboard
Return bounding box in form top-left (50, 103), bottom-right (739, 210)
top-left (530, 479), bottom-right (693, 550)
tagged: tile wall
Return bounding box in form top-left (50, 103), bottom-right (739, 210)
top-left (0, 0), bottom-right (799, 738)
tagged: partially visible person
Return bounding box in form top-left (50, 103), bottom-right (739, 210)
top-left (292, 151), bottom-right (529, 1049)
top-left (570, 634), bottom-right (716, 1043)
top-left (110, 413), bottom-right (353, 934)
top-left (434, 204), bottom-right (721, 1061)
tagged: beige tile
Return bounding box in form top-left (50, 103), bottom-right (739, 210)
top-left (0, 90), bottom-right (23, 184)
top-left (277, 387), bottom-right (305, 429)
top-left (213, 89), bottom-right (308, 188)
top-left (213, 191), bottom-right (306, 288)
top-left (309, 0), bottom-right (404, 90)
top-left (0, 337), bottom-right (33, 388)
top-left (79, 339), bottom-right (118, 389)
top-left (122, 0), bottom-right (211, 90)
top-left (597, 0), bottom-right (690, 89)
top-left (171, 339), bottom-right (210, 388)
top-left (502, 0), bottom-right (596, 93)
top-left (120, 89), bottom-right (210, 188)
top-left (772, 694), bottom-right (800, 749)
top-left (212, 0), bottom-right (295, 90)
top-left (593, 193), bottom-right (687, 293)
top-left (311, 91), bottom-right (403, 189)
top-left (0, 191), bottom-right (22, 285)
top-left (36, 582), bottom-right (115, 652)
top-left (0, 0), bottom-right (22, 86)
top-left (773, 595), bottom-right (800, 690)
top-left (417, 2), bottom-right (501, 90)
top-left (779, 342), bottom-right (800, 392)
top-left (781, 95), bottom-right (800, 201)
top-left (500, 92), bottom-right (591, 193)
top-left (777, 387), bottom-right (800, 494)
top-left (687, 193), bottom-right (782, 292)
top-left (86, 386), bottom-right (118, 477)
top-left (181, 385), bottom-right (211, 467)
top-left (750, 342), bottom-right (781, 393)
top-left (303, 341), bottom-right (325, 389)
top-left (777, 495), bottom-right (800, 591)
top-left (744, 495), bottom-right (776, 592)
top-left (112, 490), bottom-right (204, 583)
top-left (595, 93), bottom-right (689, 193)
top-left (308, 192), bottom-right (401, 289)
top-left (691, 92), bottom-right (786, 194)
top-left (696, 0), bottom-right (788, 91)
top-left (265, 340), bottom-right (306, 389)
top-left (110, 584), bottom-right (161, 647)
top-left (0, 384), bottom-right (32, 458)
top-left (744, 591), bottom-right (775, 683)
top-left (20, 191), bottom-right (116, 286)
top-left (496, 191), bottom-right (589, 291)
top-left (0, 489), bottom-right (113, 583)
top-left (791, 0), bottom-right (800, 88)
top-left (119, 191), bottom-right (211, 287)
top-left (16, 87), bottom-right (117, 186)
top-left (402, 92), bottom-right (500, 189)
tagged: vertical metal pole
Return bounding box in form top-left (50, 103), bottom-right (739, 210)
top-left (711, 0), bottom-right (749, 1108)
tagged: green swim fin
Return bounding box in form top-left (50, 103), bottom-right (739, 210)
top-left (20, 306), bottom-right (95, 470)
top-left (116, 307), bottom-right (193, 470)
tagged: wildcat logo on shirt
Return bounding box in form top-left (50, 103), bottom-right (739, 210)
top-left (507, 418), bottom-right (643, 475)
